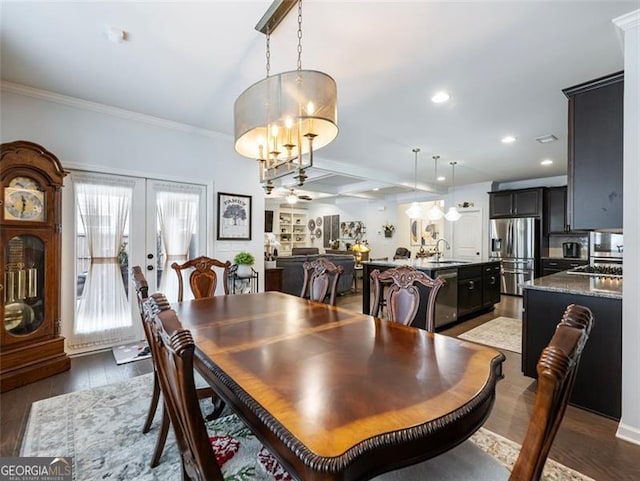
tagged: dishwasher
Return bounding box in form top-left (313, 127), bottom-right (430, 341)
top-left (433, 268), bottom-right (458, 329)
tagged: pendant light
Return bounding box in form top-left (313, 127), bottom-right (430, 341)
top-left (405, 148), bottom-right (424, 219)
top-left (427, 155), bottom-right (444, 220)
top-left (444, 161), bottom-right (461, 222)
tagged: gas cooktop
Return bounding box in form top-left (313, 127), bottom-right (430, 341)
top-left (567, 264), bottom-right (623, 278)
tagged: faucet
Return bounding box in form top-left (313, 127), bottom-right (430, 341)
top-left (435, 238), bottom-right (451, 261)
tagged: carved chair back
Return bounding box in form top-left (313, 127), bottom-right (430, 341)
top-left (300, 257), bottom-right (344, 306)
top-left (171, 256), bottom-right (231, 302)
top-left (509, 303), bottom-right (593, 481)
top-left (393, 247), bottom-right (411, 260)
top-left (143, 295), bottom-right (225, 481)
top-left (370, 266), bottom-right (445, 331)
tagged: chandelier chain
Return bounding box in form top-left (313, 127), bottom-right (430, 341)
top-left (297, 0), bottom-right (303, 70)
top-left (265, 34), bottom-right (271, 77)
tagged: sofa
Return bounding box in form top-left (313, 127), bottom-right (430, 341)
top-left (276, 254), bottom-right (356, 297)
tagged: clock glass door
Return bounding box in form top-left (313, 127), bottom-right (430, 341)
top-left (3, 235), bottom-right (45, 336)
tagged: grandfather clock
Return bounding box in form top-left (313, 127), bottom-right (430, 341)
top-left (1, 141), bottom-right (70, 392)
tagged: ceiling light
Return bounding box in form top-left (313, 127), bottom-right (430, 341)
top-left (286, 191), bottom-right (298, 204)
top-left (541, 159), bottom-right (553, 166)
top-left (107, 27), bottom-right (126, 43)
top-left (234, 0), bottom-right (338, 195)
top-left (536, 134), bottom-right (558, 144)
top-left (444, 161), bottom-right (461, 222)
top-left (405, 148), bottom-right (424, 219)
top-left (427, 155), bottom-right (444, 220)
top-left (501, 136), bottom-right (517, 144)
top-left (437, 176), bottom-right (446, 182)
top-left (372, 187), bottom-right (380, 191)
top-left (431, 91), bottom-right (451, 103)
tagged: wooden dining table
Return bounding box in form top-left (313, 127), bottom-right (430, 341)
top-left (173, 291), bottom-right (505, 481)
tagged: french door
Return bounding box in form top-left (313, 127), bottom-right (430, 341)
top-left (62, 172), bottom-right (206, 353)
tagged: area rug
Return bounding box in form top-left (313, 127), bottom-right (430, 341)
top-left (458, 316), bottom-right (522, 353)
top-left (21, 374), bottom-right (592, 481)
top-left (111, 340), bottom-right (151, 365)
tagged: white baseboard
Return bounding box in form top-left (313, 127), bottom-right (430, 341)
top-left (616, 422), bottom-right (640, 446)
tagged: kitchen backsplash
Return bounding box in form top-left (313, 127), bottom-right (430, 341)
top-left (547, 234), bottom-right (589, 259)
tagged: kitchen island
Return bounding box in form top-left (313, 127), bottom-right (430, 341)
top-left (522, 272), bottom-right (621, 419)
top-left (362, 258), bottom-right (501, 330)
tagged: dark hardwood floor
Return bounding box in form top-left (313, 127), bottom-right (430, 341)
top-left (1, 293), bottom-right (638, 480)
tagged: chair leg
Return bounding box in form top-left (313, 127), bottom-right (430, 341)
top-left (143, 371), bottom-right (161, 434)
top-left (196, 387), bottom-right (226, 421)
top-left (150, 405), bottom-right (170, 468)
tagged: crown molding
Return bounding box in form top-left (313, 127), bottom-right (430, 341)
top-left (0, 81), bottom-right (231, 141)
top-left (613, 9), bottom-right (640, 30)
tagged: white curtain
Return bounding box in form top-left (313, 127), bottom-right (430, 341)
top-left (69, 175), bottom-right (133, 349)
top-left (156, 189), bottom-right (199, 301)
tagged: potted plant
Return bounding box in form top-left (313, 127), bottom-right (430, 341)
top-left (234, 251), bottom-right (255, 278)
top-left (264, 233), bottom-right (280, 269)
top-left (383, 223), bottom-right (395, 238)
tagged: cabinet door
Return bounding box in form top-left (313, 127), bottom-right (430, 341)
top-left (458, 277), bottom-right (483, 317)
top-left (544, 187), bottom-right (567, 234)
top-left (482, 264), bottom-right (501, 307)
top-left (513, 189), bottom-right (541, 217)
top-left (567, 74), bottom-right (623, 230)
top-left (489, 192), bottom-right (513, 218)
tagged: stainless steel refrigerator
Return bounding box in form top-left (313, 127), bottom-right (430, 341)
top-left (489, 217), bottom-right (537, 296)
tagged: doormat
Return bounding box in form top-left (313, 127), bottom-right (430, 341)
top-left (111, 340), bottom-right (151, 365)
top-left (20, 374), bottom-right (594, 481)
top-left (458, 316), bottom-right (522, 354)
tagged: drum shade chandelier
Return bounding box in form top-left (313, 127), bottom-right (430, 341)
top-left (234, 0), bottom-right (338, 194)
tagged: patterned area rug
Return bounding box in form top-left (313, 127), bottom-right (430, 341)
top-left (21, 374), bottom-right (592, 480)
top-left (458, 316), bottom-right (522, 353)
top-left (111, 340), bottom-right (151, 364)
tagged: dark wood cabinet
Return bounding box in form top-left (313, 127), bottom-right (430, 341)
top-left (540, 258), bottom-right (587, 277)
top-left (482, 263), bottom-right (501, 307)
top-left (489, 188), bottom-right (543, 218)
top-left (563, 72), bottom-right (623, 231)
top-left (457, 265), bottom-right (483, 317)
top-left (1, 141), bottom-right (70, 392)
top-left (264, 267), bottom-right (283, 292)
top-left (543, 186), bottom-right (568, 234)
top-left (523, 288), bottom-right (621, 419)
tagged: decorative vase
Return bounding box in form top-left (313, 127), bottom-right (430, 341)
top-left (384, 230), bottom-right (393, 238)
top-left (236, 264), bottom-right (253, 278)
top-left (265, 260), bottom-right (277, 269)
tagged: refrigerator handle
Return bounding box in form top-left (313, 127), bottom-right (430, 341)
top-left (507, 219), bottom-right (513, 257)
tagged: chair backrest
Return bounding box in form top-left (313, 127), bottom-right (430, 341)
top-left (393, 247), bottom-right (411, 260)
top-left (143, 294), bottom-right (225, 481)
top-left (510, 303), bottom-right (593, 481)
top-left (300, 257), bottom-right (344, 305)
top-left (370, 266), bottom-right (445, 331)
top-left (132, 266), bottom-right (149, 311)
top-left (171, 256), bottom-right (231, 302)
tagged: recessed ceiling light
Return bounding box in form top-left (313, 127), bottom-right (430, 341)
top-left (541, 159), bottom-right (553, 166)
top-left (535, 134), bottom-right (558, 144)
top-left (431, 91), bottom-right (451, 103)
top-left (437, 176), bottom-right (446, 182)
top-left (372, 187), bottom-right (379, 191)
top-left (501, 136), bottom-right (517, 144)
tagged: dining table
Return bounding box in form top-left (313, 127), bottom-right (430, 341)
top-left (173, 291), bottom-right (505, 481)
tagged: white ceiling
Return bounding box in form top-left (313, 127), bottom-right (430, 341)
top-left (0, 1), bottom-right (633, 202)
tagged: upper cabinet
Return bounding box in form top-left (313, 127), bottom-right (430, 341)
top-left (544, 186), bottom-right (568, 234)
top-left (489, 188), bottom-right (543, 218)
top-left (563, 72), bottom-right (624, 231)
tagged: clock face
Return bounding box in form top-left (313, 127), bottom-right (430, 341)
top-left (4, 188), bottom-right (45, 221)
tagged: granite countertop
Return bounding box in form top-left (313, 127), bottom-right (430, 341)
top-left (365, 258), bottom-right (498, 270)
top-left (522, 272), bottom-right (622, 299)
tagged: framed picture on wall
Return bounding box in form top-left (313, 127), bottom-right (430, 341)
top-left (410, 219), bottom-right (420, 245)
top-left (217, 192), bottom-right (252, 240)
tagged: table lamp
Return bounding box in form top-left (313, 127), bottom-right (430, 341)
top-left (351, 242), bottom-right (370, 265)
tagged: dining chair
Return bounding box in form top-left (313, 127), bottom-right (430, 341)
top-left (300, 256), bottom-right (344, 305)
top-left (171, 256), bottom-right (231, 302)
top-left (374, 303), bottom-right (594, 481)
top-left (143, 295), bottom-right (291, 481)
top-left (370, 265), bottom-right (445, 332)
top-left (392, 247), bottom-right (411, 260)
top-left (132, 268), bottom-right (225, 468)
